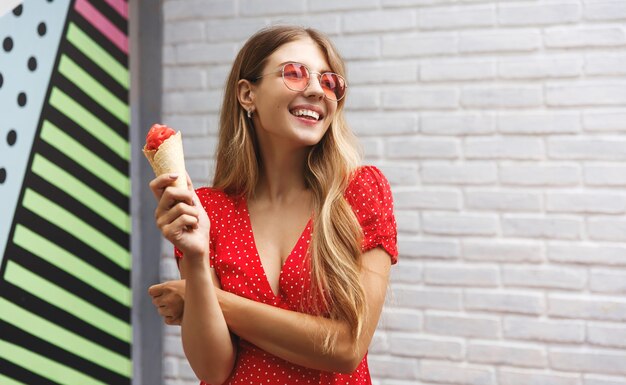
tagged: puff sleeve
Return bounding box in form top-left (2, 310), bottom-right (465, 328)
top-left (344, 166), bottom-right (398, 264)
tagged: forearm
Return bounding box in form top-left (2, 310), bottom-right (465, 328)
top-left (219, 291), bottom-right (365, 373)
top-left (181, 258), bottom-right (235, 384)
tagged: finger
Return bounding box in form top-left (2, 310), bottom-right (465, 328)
top-left (149, 174), bottom-right (181, 201)
top-left (186, 172), bottom-right (194, 193)
top-left (148, 283), bottom-right (164, 297)
top-left (161, 215), bottom-right (201, 240)
top-left (155, 201), bottom-right (199, 229)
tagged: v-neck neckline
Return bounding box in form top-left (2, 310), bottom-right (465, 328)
top-left (243, 197), bottom-right (312, 298)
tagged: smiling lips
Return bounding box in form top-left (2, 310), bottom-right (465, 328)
top-left (291, 109), bottom-right (321, 121)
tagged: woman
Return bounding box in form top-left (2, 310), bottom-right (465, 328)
top-left (149, 25), bottom-right (398, 385)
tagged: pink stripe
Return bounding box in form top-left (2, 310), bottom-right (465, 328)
top-left (104, 0), bottom-right (128, 20)
top-left (75, 0), bottom-right (128, 54)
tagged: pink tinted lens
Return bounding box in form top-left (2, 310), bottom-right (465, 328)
top-left (320, 73), bottom-right (345, 101)
top-left (282, 63), bottom-right (309, 90)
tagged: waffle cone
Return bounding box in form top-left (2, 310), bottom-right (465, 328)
top-left (143, 131), bottom-right (187, 189)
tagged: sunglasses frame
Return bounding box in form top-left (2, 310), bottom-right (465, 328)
top-left (254, 62), bottom-right (347, 102)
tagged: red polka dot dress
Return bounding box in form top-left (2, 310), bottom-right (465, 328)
top-left (177, 166), bottom-right (398, 385)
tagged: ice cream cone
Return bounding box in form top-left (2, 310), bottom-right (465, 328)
top-left (143, 131), bottom-right (187, 189)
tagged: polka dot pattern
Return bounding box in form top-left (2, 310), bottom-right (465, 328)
top-left (175, 166), bottom-right (398, 384)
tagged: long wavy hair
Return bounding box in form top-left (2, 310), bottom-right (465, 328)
top-left (213, 25), bottom-right (365, 351)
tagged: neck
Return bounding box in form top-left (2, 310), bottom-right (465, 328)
top-left (255, 143), bottom-right (310, 204)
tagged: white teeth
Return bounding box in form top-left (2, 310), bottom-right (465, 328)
top-left (292, 109), bottom-right (320, 120)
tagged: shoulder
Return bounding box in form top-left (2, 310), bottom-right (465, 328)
top-left (344, 165), bottom-right (393, 203)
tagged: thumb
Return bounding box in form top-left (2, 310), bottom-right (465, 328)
top-left (148, 283), bottom-right (165, 297)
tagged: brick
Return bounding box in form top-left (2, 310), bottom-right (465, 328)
top-left (334, 36), bottom-right (380, 60)
top-left (175, 42), bottom-right (236, 65)
top-left (464, 137), bottom-right (544, 160)
top-left (380, 308), bottom-right (423, 332)
top-left (163, 0), bottom-right (235, 20)
top-left (500, 369), bottom-right (581, 385)
top-left (549, 294), bottom-right (626, 321)
top-left (394, 189), bottom-right (461, 210)
top-left (423, 213), bottom-right (498, 236)
top-left (163, 356), bottom-right (179, 378)
top-left (390, 261), bottom-right (422, 284)
top-left (367, 355), bottom-right (419, 380)
top-left (392, 286), bottom-right (462, 310)
top-left (425, 313), bottom-right (500, 338)
top-left (548, 243), bottom-right (626, 266)
top-left (464, 290), bottom-right (544, 315)
top-left (498, 112), bottom-right (581, 134)
top-left (206, 65), bottom-right (230, 89)
top-left (585, 164), bottom-right (626, 186)
top-left (584, 2), bottom-right (626, 21)
top-left (345, 87), bottom-right (380, 110)
top-left (369, 332), bottom-right (389, 354)
top-left (178, 359), bottom-right (199, 380)
top-left (421, 113), bottom-right (495, 135)
top-left (503, 316), bottom-right (585, 343)
top-left (383, 0), bottom-right (452, 5)
top-left (348, 62), bottom-right (418, 86)
top-left (309, 0), bottom-right (378, 12)
top-left (421, 162), bottom-right (497, 185)
top-left (163, 45), bottom-right (176, 65)
top-left (546, 83), bottom-right (626, 106)
top-left (398, 237), bottom-right (460, 260)
top-left (459, 31), bottom-right (540, 53)
top-left (502, 216), bottom-right (582, 240)
top-left (162, 115), bottom-right (210, 137)
top-left (270, 15), bottom-right (341, 36)
top-left (502, 265), bottom-right (587, 290)
top-left (239, 0), bottom-right (305, 16)
top-left (499, 56), bottom-right (582, 79)
top-left (395, 210), bottom-right (421, 234)
top-left (467, 342), bottom-right (547, 368)
top-left (550, 348), bottom-right (626, 375)
top-left (419, 360), bottom-right (495, 385)
top-left (462, 86), bottom-right (543, 108)
top-left (421, 60), bottom-right (496, 82)
top-left (163, 20), bottom-right (205, 44)
top-left (160, 257), bottom-right (180, 281)
top-left (419, 5), bottom-right (495, 30)
top-left (387, 138), bottom-right (459, 159)
top-left (548, 137), bottom-right (626, 160)
top-left (343, 10), bottom-right (416, 33)
top-left (588, 322), bottom-right (626, 349)
top-left (390, 334), bottom-right (464, 360)
top-left (164, 91), bottom-right (222, 114)
top-left (590, 269), bottom-right (626, 294)
top-left (585, 375), bottom-right (626, 385)
top-left (182, 135), bottom-right (218, 159)
top-left (463, 240), bottom-right (544, 263)
top-left (465, 190), bottom-right (542, 212)
top-left (586, 54), bottom-right (626, 76)
top-left (424, 264), bottom-right (499, 287)
top-left (500, 163), bottom-right (580, 186)
top-left (588, 218), bottom-right (626, 242)
top-left (205, 18), bottom-right (267, 42)
top-left (164, 335), bottom-right (185, 357)
top-left (361, 138), bottom-right (384, 159)
top-left (186, 159), bottom-right (211, 186)
top-left (346, 112), bottom-right (418, 136)
top-left (383, 86), bottom-right (458, 109)
top-left (382, 33), bottom-right (457, 58)
top-left (547, 192), bottom-right (626, 214)
top-left (377, 163), bottom-right (420, 186)
top-left (163, 68), bottom-right (207, 91)
top-left (499, 3), bottom-right (580, 25)
top-left (583, 110), bottom-right (626, 132)
top-left (545, 27), bottom-right (626, 48)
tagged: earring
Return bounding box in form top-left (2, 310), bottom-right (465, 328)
top-left (247, 109), bottom-right (253, 119)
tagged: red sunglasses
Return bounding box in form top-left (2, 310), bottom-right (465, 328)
top-left (255, 62), bottom-right (347, 102)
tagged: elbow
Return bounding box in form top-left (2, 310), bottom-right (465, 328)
top-left (332, 343), bottom-right (365, 374)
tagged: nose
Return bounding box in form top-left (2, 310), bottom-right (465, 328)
top-left (304, 72), bottom-right (325, 100)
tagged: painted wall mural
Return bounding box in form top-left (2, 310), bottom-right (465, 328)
top-left (0, 1), bottom-right (131, 384)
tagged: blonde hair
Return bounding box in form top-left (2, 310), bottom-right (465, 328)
top-left (213, 25), bottom-right (366, 351)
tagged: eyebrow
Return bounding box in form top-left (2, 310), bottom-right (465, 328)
top-left (276, 61), bottom-right (333, 74)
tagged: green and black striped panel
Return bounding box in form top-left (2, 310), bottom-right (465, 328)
top-left (0, 0), bottom-right (131, 384)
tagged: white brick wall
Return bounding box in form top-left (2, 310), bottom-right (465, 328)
top-left (160, 0), bottom-right (626, 383)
